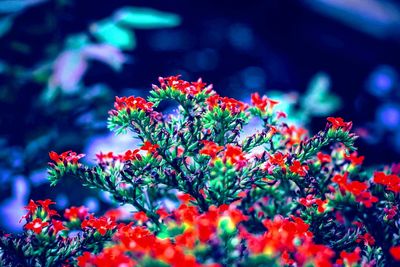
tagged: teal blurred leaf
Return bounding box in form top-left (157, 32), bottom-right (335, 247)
top-left (301, 72), bottom-right (341, 116)
top-left (0, 16), bottom-right (13, 38)
top-left (82, 44), bottom-right (127, 71)
top-left (49, 50), bottom-right (87, 94)
top-left (0, 0), bottom-right (47, 14)
top-left (91, 20), bottom-right (136, 50)
top-left (114, 7), bottom-right (181, 29)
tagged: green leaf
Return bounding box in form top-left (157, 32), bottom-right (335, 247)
top-left (91, 20), bottom-right (136, 50)
top-left (115, 7), bottom-right (181, 29)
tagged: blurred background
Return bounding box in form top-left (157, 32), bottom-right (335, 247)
top-left (0, 0), bottom-right (399, 231)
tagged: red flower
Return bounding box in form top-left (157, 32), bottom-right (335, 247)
top-left (64, 206), bottom-right (89, 221)
top-left (49, 150), bottom-right (85, 165)
top-left (344, 152), bottom-right (364, 166)
top-left (251, 93), bottom-right (279, 113)
top-left (269, 152), bottom-right (287, 168)
top-left (373, 172), bottom-right (400, 193)
top-left (339, 247), bottom-right (361, 266)
top-left (122, 149), bottom-right (141, 161)
top-left (355, 191), bottom-right (378, 208)
top-left (177, 193), bottom-right (195, 203)
top-left (21, 200), bottom-right (38, 221)
top-left (77, 252), bottom-right (93, 267)
top-left (317, 152), bottom-right (331, 163)
top-left (25, 218), bottom-right (49, 234)
top-left (327, 117), bottom-right (352, 130)
top-left (156, 208), bottom-right (170, 219)
top-left (345, 181), bottom-right (368, 196)
top-left (199, 140), bottom-right (223, 158)
top-left (289, 160), bottom-right (309, 176)
top-left (206, 95), bottom-right (248, 114)
top-left (156, 76), bottom-right (212, 96)
top-left (390, 246), bottom-right (400, 261)
top-left (299, 195), bottom-right (315, 207)
top-left (356, 232), bottom-right (375, 246)
top-left (113, 96), bottom-right (153, 112)
top-left (81, 215), bottom-right (117, 236)
top-left (141, 141), bottom-right (159, 154)
top-left (384, 206), bottom-right (397, 220)
top-left (51, 219), bottom-right (67, 234)
top-left (332, 173), bottom-right (348, 187)
top-left (224, 145), bottom-right (247, 168)
top-left (133, 211), bottom-right (148, 223)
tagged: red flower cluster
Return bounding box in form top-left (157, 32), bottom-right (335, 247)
top-left (81, 215), bottom-right (117, 236)
top-left (289, 160), bottom-right (309, 176)
top-left (269, 152), bottom-right (287, 168)
top-left (244, 216), bottom-right (334, 267)
top-left (373, 171), bottom-right (400, 193)
top-left (113, 96), bottom-right (154, 113)
top-left (141, 140), bottom-right (159, 154)
top-left (22, 199), bottom-right (67, 235)
top-left (299, 195), bottom-right (328, 213)
top-left (199, 140), bottom-right (223, 158)
top-left (224, 145), bottom-right (247, 169)
top-left (21, 199), bottom-right (58, 222)
top-left (25, 218), bottom-right (49, 234)
top-left (390, 246), bottom-right (400, 261)
top-left (332, 173), bottom-right (378, 207)
top-left (200, 141), bottom-right (247, 169)
top-left (96, 150), bottom-right (142, 163)
top-left (337, 247), bottom-right (361, 266)
top-left (327, 117), bottom-right (352, 131)
top-left (64, 205), bottom-right (89, 221)
top-left (206, 94), bottom-right (248, 115)
top-left (155, 75), bottom-right (213, 96)
top-left (344, 152), bottom-right (364, 166)
top-left (49, 150), bottom-right (85, 165)
top-left (251, 92), bottom-right (279, 113)
top-left (77, 204), bottom-right (245, 267)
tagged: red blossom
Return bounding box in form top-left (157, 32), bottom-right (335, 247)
top-left (224, 145), bottom-right (247, 168)
top-left (206, 94), bottom-right (248, 114)
top-left (177, 193), bottom-right (196, 204)
top-left (344, 152), bottom-right (364, 166)
top-left (49, 150), bottom-right (85, 165)
top-left (21, 200), bottom-right (38, 221)
top-left (373, 172), bottom-right (400, 193)
top-left (299, 194), bottom-right (315, 207)
top-left (251, 93), bottom-right (279, 113)
top-left (338, 247), bottom-right (361, 266)
top-left (345, 181), bottom-right (368, 196)
top-left (156, 208), bottom-right (170, 219)
top-left (355, 191), bottom-right (378, 208)
top-left (384, 206), bottom-right (397, 220)
top-left (81, 215), bottom-right (117, 236)
top-left (199, 140), bottom-right (223, 158)
top-left (269, 152), bottom-right (287, 168)
top-left (156, 75), bottom-right (212, 96)
top-left (51, 219), bottom-right (67, 234)
top-left (390, 246), bottom-right (400, 261)
top-left (327, 117), bottom-right (352, 130)
top-left (356, 232), bottom-right (375, 246)
top-left (113, 96), bottom-right (153, 112)
top-left (133, 211), bottom-right (148, 223)
top-left (25, 218), bottom-right (49, 234)
top-left (317, 152), bottom-right (332, 163)
top-left (141, 141), bottom-right (159, 154)
top-left (64, 206), bottom-right (89, 221)
top-left (289, 160), bottom-right (309, 176)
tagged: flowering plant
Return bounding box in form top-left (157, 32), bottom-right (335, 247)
top-left (1, 76), bottom-right (400, 266)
